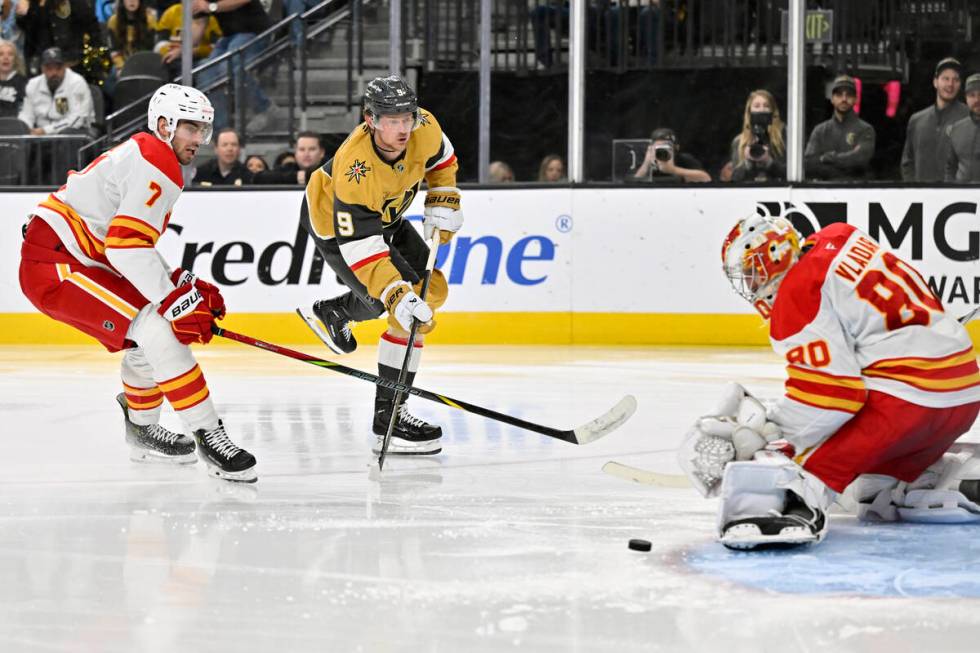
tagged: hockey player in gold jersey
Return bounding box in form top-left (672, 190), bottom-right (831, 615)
top-left (300, 75), bottom-right (462, 455)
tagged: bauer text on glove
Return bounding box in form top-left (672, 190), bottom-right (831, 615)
top-left (423, 187), bottom-right (463, 243)
top-left (383, 281), bottom-right (434, 332)
top-left (171, 268), bottom-right (226, 319)
top-left (157, 285), bottom-right (215, 345)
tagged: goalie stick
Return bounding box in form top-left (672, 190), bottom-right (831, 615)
top-left (213, 325), bottom-right (637, 446)
top-left (602, 461), bottom-right (690, 488)
top-left (604, 307), bottom-right (979, 488)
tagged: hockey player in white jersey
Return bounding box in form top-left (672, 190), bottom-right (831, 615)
top-left (18, 84), bottom-right (258, 483)
top-left (678, 213), bottom-right (980, 549)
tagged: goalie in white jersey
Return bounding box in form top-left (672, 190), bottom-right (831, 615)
top-left (18, 84), bottom-right (257, 483)
top-left (679, 213), bottom-right (980, 550)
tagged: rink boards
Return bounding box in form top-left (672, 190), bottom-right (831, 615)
top-left (2, 186), bottom-right (979, 345)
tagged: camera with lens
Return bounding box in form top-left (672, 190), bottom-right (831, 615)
top-left (748, 111), bottom-right (772, 159)
top-left (654, 143), bottom-right (673, 162)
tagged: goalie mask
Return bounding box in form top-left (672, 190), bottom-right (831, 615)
top-left (721, 214), bottom-right (801, 318)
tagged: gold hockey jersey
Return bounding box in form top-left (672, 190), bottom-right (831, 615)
top-left (304, 108), bottom-right (458, 299)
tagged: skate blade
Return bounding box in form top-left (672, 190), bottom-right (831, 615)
top-left (371, 440), bottom-right (442, 456)
top-left (129, 449), bottom-right (197, 465)
top-left (296, 307), bottom-right (351, 355)
top-left (204, 464), bottom-right (258, 483)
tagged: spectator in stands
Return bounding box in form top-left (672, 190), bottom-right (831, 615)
top-left (537, 153), bottom-right (565, 182)
top-left (530, 1), bottom-right (601, 69)
top-left (633, 127), bottom-right (710, 182)
top-left (0, 37), bottom-right (27, 117)
top-left (637, 0), bottom-right (661, 65)
top-left (107, 0), bottom-right (157, 71)
top-left (194, 127), bottom-right (251, 185)
top-left (154, 2), bottom-right (221, 77)
top-left (730, 89), bottom-right (786, 182)
top-left (283, 0), bottom-right (318, 46)
top-left (253, 131), bottom-right (325, 184)
top-left (191, 0), bottom-right (276, 131)
top-left (488, 160), bottom-right (515, 182)
top-left (274, 150), bottom-right (295, 168)
top-left (244, 153), bottom-right (267, 174)
top-left (14, 0), bottom-right (103, 69)
top-left (2, 0), bottom-right (24, 49)
top-left (804, 75), bottom-right (875, 181)
top-left (944, 73), bottom-right (980, 183)
top-left (105, 0), bottom-right (157, 95)
top-left (18, 46), bottom-right (92, 134)
top-left (901, 57), bottom-right (969, 182)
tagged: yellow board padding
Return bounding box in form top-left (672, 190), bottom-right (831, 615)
top-left (2, 312), bottom-right (979, 348)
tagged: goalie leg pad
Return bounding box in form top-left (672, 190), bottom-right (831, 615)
top-left (718, 458), bottom-right (833, 550)
top-left (896, 445), bottom-right (980, 523)
top-left (897, 489), bottom-right (980, 523)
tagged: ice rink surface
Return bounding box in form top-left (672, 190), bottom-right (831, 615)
top-left (2, 343), bottom-right (980, 652)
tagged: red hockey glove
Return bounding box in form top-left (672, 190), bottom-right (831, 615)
top-left (171, 268), bottom-right (226, 319)
top-left (157, 284), bottom-right (215, 345)
top-left (194, 278), bottom-right (226, 319)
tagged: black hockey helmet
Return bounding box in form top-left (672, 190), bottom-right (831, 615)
top-left (363, 75), bottom-right (420, 127)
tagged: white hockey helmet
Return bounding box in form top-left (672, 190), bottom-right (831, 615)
top-left (147, 83), bottom-right (214, 144)
top-left (721, 213), bottom-right (802, 318)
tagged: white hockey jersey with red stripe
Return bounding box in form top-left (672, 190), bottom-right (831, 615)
top-left (32, 132), bottom-right (184, 304)
top-left (768, 222), bottom-right (980, 450)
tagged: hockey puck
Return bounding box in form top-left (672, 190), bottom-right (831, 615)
top-left (628, 538), bottom-right (652, 552)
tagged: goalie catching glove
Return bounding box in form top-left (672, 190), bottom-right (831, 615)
top-left (383, 281), bottom-right (434, 333)
top-left (678, 382), bottom-right (786, 497)
top-left (423, 187), bottom-right (463, 244)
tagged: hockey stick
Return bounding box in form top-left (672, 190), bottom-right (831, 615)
top-left (212, 326), bottom-right (637, 446)
top-left (602, 461), bottom-right (690, 488)
top-left (377, 232), bottom-right (440, 471)
top-left (958, 307), bottom-right (980, 325)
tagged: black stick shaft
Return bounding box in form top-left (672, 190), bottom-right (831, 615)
top-left (210, 326), bottom-right (578, 444)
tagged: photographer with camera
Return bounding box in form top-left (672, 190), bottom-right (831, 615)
top-left (730, 89), bottom-right (786, 182)
top-left (633, 127), bottom-right (711, 183)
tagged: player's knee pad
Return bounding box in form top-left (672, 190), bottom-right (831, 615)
top-left (127, 306), bottom-right (197, 379)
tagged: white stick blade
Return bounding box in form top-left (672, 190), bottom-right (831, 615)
top-left (602, 461), bottom-right (691, 488)
top-left (572, 395), bottom-right (637, 444)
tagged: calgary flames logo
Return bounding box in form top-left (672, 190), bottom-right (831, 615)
top-left (345, 159), bottom-right (371, 184)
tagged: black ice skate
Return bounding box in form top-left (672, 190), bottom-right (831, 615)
top-left (116, 393), bottom-right (196, 464)
top-left (193, 421), bottom-right (258, 483)
top-left (372, 399), bottom-right (443, 455)
top-left (720, 494), bottom-right (826, 551)
top-left (311, 298), bottom-right (357, 354)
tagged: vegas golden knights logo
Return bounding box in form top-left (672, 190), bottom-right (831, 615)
top-left (345, 159), bottom-right (371, 184)
top-left (55, 97), bottom-right (69, 115)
